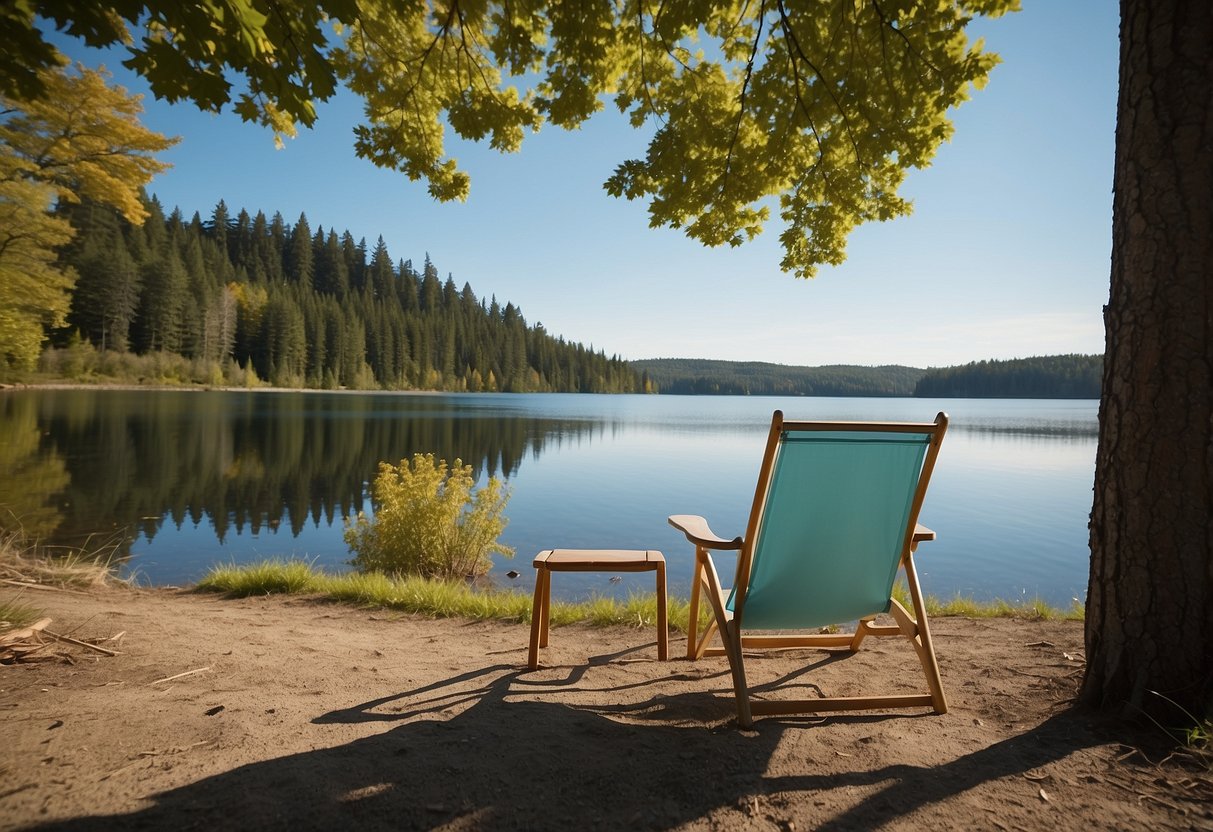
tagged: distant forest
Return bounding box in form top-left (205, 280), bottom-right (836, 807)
top-left (635, 355), bottom-right (1103, 399)
top-left (632, 359), bottom-right (924, 396)
top-left (48, 197), bottom-right (642, 393)
top-left (913, 354), bottom-right (1103, 399)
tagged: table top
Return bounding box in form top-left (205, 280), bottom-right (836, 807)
top-left (533, 549), bottom-right (665, 569)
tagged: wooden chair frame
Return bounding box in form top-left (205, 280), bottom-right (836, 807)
top-left (670, 410), bottom-right (949, 728)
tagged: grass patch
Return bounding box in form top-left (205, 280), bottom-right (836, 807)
top-left (1182, 720), bottom-right (1212, 772)
top-left (0, 597), bottom-right (41, 633)
top-left (200, 559), bottom-right (319, 595)
top-left (1141, 691), bottom-right (1213, 773)
top-left (199, 559), bottom-right (698, 630)
top-left (892, 581), bottom-right (1084, 621)
top-left (197, 560), bottom-right (1081, 632)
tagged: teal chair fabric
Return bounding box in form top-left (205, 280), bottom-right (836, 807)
top-left (730, 430), bottom-right (932, 629)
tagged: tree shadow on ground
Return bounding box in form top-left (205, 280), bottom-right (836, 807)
top-left (31, 645), bottom-right (1105, 831)
top-left (768, 710), bottom-right (1106, 831)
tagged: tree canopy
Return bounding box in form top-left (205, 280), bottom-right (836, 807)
top-left (7, 1), bottom-right (1016, 277)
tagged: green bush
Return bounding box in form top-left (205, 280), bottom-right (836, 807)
top-left (345, 453), bottom-right (513, 580)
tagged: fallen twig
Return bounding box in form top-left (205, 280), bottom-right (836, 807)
top-left (150, 666), bottom-right (212, 686)
top-left (0, 579), bottom-right (91, 595)
top-left (1115, 747), bottom-right (1148, 765)
top-left (1137, 793), bottom-right (1186, 814)
top-left (42, 628), bottom-right (120, 656)
top-left (137, 740), bottom-right (212, 757)
top-left (1006, 668), bottom-right (1062, 680)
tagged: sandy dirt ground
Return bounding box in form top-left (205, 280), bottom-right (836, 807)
top-left (1, 586), bottom-right (1210, 831)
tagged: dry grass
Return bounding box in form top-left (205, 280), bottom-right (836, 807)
top-left (0, 548), bottom-right (121, 590)
top-left (0, 532), bottom-right (125, 636)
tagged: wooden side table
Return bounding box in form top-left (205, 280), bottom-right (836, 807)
top-left (527, 549), bottom-right (668, 670)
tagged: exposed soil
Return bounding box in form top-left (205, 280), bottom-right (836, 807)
top-left (1, 586), bottom-right (1210, 831)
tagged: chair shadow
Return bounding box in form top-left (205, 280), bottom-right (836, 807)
top-left (28, 649), bottom-right (1106, 831)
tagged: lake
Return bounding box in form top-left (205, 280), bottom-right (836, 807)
top-left (0, 389), bottom-right (1097, 607)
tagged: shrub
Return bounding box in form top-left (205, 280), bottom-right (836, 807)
top-left (345, 453), bottom-right (512, 580)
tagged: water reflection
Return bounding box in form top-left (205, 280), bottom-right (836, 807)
top-left (0, 394), bottom-right (70, 540)
top-left (0, 390), bottom-right (1098, 606)
top-left (2, 390), bottom-right (608, 565)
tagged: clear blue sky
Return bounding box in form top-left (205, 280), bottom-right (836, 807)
top-left (56, 1), bottom-right (1117, 368)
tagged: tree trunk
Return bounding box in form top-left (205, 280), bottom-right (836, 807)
top-left (1081, 0), bottom-right (1213, 719)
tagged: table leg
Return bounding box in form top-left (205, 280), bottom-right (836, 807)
top-left (527, 567), bottom-right (546, 670)
top-left (656, 560), bottom-right (668, 661)
top-left (539, 567), bottom-right (551, 647)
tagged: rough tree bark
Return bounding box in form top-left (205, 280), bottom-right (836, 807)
top-left (1081, 0), bottom-right (1213, 719)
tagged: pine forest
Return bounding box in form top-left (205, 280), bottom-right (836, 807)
top-left (45, 196), bottom-right (643, 394)
top-left (913, 355), bottom-right (1101, 399)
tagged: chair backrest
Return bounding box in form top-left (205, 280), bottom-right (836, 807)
top-left (728, 411), bottom-right (947, 630)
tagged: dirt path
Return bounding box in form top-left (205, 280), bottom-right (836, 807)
top-left (1, 586), bottom-right (1209, 830)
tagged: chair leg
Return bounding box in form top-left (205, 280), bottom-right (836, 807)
top-left (694, 619), bottom-right (720, 660)
top-left (686, 548), bottom-right (705, 659)
top-left (700, 553), bottom-right (752, 727)
top-left (903, 555), bottom-right (948, 714)
top-left (850, 616), bottom-right (876, 651)
top-left (723, 623), bottom-right (752, 728)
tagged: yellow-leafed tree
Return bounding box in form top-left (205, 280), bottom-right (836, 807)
top-left (0, 62), bottom-right (176, 369)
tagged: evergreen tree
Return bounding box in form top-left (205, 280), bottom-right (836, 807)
top-left (64, 202), bottom-right (141, 351)
top-left (342, 232), bottom-right (364, 292)
top-left (284, 212), bottom-right (313, 286)
top-left (262, 290), bottom-right (306, 385)
top-left (420, 254), bottom-right (441, 311)
top-left (263, 212), bottom-right (287, 283)
top-left (315, 228), bottom-right (349, 296)
top-left (367, 236), bottom-right (394, 299)
top-left (231, 208), bottom-right (254, 270)
top-left (206, 199), bottom-right (231, 258)
top-left (133, 245), bottom-right (187, 353)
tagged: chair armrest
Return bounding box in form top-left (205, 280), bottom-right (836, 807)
top-left (668, 515), bottom-right (743, 550)
top-left (913, 524), bottom-right (936, 545)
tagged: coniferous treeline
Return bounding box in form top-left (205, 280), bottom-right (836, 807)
top-left (913, 355), bottom-right (1102, 399)
top-left (631, 359), bottom-right (924, 396)
top-left (49, 197), bottom-right (641, 393)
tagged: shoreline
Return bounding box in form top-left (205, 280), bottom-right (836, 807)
top-left (0, 380), bottom-right (451, 395)
top-left (1, 380), bottom-right (1102, 401)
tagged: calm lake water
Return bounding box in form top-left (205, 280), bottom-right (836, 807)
top-left (0, 389), bottom-right (1097, 606)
